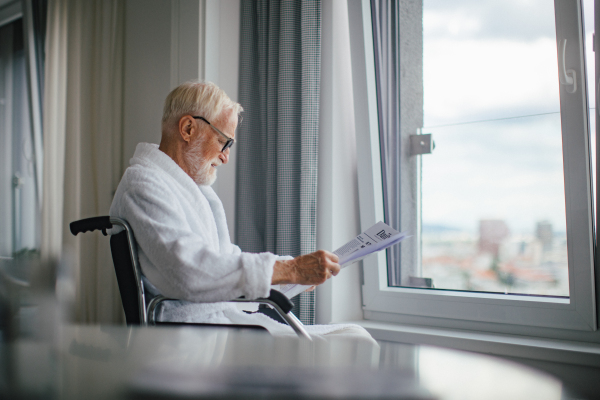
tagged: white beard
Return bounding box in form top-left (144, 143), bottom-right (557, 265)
top-left (184, 142), bottom-right (218, 186)
top-left (194, 161), bottom-right (217, 186)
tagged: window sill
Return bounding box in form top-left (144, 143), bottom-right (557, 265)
top-left (345, 319), bottom-right (600, 368)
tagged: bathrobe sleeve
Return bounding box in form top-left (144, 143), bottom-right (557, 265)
top-left (115, 175), bottom-right (277, 303)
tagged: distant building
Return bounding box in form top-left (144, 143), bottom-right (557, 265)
top-left (536, 220), bottom-right (553, 251)
top-left (478, 219), bottom-right (509, 256)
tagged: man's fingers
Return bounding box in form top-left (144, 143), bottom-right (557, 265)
top-left (318, 250), bottom-right (340, 279)
top-left (327, 251), bottom-right (340, 264)
top-left (325, 255), bottom-right (340, 277)
top-left (288, 250), bottom-right (343, 285)
top-left (330, 261), bottom-right (341, 275)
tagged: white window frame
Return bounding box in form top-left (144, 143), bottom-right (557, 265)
top-left (350, 0), bottom-right (598, 338)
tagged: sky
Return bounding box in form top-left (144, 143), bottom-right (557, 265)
top-left (421, 0), bottom-right (595, 234)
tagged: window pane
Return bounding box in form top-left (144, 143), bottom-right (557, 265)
top-left (421, 116), bottom-right (568, 296)
top-left (414, 0), bottom-right (588, 297)
top-left (0, 19), bottom-right (40, 258)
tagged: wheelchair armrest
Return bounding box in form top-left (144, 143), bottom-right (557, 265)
top-left (147, 290), bottom-right (310, 340)
top-left (239, 289), bottom-right (294, 314)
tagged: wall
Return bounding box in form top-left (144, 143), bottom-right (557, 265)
top-left (123, 0), bottom-right (175, 169)
top-left (399, 0), bottom-right (423, 281)
top-left (123, 0), bottom-right (240, 236)
top-left (203, 0), bottom-right (240, 237)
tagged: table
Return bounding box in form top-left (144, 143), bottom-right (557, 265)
top-left (4, 324), bottom-right (564, 399)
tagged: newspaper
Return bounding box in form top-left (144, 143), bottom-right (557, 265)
top-left (279, 221), bottom-right (408, 299)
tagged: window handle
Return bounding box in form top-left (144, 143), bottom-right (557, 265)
top-left (12, 173), bottom-right (24, 189)
top-left (558, 39), bottom-right (577, 93)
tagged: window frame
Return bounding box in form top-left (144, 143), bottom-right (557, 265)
top-left (0, 0), bottom-right (44, 256)
top-left (350, 0), bottom-right (598, 337)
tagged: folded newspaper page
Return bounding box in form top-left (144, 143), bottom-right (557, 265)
top-left (279, 221), bottom-right (408, 300)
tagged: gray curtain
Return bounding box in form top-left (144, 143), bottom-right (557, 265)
top-left (371, 0), bottom-right (402, 286)
top-left (236, 0), bottom-right (321, 325)
top-left (32, 0), bottom-right (48, 118)
top-left (43, 0), bottom-right (125, 324)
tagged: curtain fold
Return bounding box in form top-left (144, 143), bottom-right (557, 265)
top-left (236, 0), bottom-right (321, 325)
top-left (371, 0), bottom-right (402, 286)
top-left (32, 0), bottom-right (48, 117)
top-left (42, 0), bottom-right (125, 324)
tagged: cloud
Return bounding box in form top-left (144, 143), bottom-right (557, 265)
top-left (424, 0), bottom-right (556, 42)
top-left (421, 115), bottom-right (567, 233)
top-left (420, 0), bottom-right (595, 234)
top-left (423, 37), bottom-right (560, 126)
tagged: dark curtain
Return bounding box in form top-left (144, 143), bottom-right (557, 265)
top-left (371, 0), bottom-right (402, 286)
top-left (32, 0), bottom-right (48, 122)
top-left (236, 0), bottom-right (322, 325)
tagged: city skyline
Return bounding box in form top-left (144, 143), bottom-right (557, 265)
top-left (421, 217), bottom-right (569, 297)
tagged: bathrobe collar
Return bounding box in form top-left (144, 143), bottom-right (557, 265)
top-left (130, 142), bottom-right (223, 250)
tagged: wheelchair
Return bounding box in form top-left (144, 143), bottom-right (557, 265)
top-left (70, 216), bottom-right (310, 339)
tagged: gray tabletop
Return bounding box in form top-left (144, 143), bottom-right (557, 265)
top-left (5, 324), bottom-right (563, 399)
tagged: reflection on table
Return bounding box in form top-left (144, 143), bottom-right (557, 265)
top-left (3, 324), bottom-right (564, 399)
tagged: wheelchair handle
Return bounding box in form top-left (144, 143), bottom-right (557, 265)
top-left (70, 216), bottom-right (113, 236)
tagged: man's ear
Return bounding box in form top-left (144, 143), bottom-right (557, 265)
top-left (178, 115), bottom-right (195, 143)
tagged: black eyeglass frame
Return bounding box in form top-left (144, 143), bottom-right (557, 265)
top-left (192, 116), bottom-right (235, 152)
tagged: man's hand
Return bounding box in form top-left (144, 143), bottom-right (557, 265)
top-left (272, 250), bottom-right (340, 286)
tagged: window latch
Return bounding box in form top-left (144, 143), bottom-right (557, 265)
top-left (12, 173), bottom-right (24, 189)
top-left (410, 133), bottom-right (434, 156)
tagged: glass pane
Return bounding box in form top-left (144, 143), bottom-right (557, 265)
top-left (0, 19), bottom-right (40, 259)
top-left (416, 0), bottom-right (592, 297)
top-left (421, 116), bottom-right (568, 296)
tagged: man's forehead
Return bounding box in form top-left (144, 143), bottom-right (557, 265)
top-left (219, 109), bottom-right (238, 138)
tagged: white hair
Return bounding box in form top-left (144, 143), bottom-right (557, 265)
top-left (162, 80), bottom-right (243, 133)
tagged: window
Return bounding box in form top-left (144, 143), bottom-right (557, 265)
top-left (420, 0), bottom-right (568, 298)
top-left (350, 0), bottom-right (597, 337)
top-left (0, 1), bottom-right (44, 260)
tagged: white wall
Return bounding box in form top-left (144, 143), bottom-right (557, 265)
top-left (123, 0), bottom-right (174, 169)
top-left (123, 0), bottom-right (206, 170)
top-left (204, 0), bottom-right (240, 238)
top-left (123, 0), bottom-right (240, 236)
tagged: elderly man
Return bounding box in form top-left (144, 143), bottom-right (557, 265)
top-left (110, 81), bottom-right (373, 340)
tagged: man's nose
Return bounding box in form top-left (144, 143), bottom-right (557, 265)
top-left (219, 149), bottom-right (230, 164)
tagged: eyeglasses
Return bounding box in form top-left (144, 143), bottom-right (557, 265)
top-left (193, 116), bottom-right (235, 152)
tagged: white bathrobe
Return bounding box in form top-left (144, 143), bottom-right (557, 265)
top-left (110, 143), bottom-right (374, 339)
